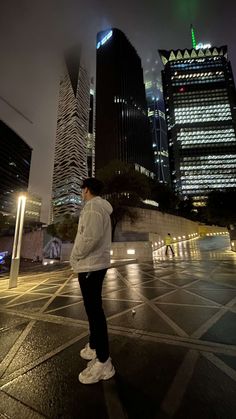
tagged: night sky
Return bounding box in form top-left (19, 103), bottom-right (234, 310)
top-left (0, 0), bottom-right (235, 222)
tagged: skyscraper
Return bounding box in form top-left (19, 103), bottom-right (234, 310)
top-left (96, 28), bottom-right (154, 177)
top-left (25, 193), bottom-right (42, 223)
top-left (0, 120), bottom-right (32, 216)
top-left (159, 44), bottom-right (236, 207)
top-left (145, 65), bottom-right (170, 184)
top-left (87, 81), bottom-right (95, 177)
top-left (52, 52), bottom-right (90, 221)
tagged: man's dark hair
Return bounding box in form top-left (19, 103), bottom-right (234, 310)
top-left (81, 178), bottom-right (104, 196)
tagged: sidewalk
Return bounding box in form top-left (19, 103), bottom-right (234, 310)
top-left (1, 236), bottom-right (236, 418)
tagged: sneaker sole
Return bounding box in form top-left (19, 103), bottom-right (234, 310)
top-left (80, 353), bottom-right (96, 360)
top-left (78, 367), bottom-right (116, 384)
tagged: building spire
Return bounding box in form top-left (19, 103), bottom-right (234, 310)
top-left (190, 24), bottom-right (197, 49)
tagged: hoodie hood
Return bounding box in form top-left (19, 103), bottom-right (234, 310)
top-left (86, 196), bottom-right (113, 215)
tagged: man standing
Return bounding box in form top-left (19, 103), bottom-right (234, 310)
top-left (70, 178), bottom-right (115, 384)
top-left (164, 233), bottom-right (175, 256)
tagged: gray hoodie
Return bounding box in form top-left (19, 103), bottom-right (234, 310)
top-left (70, 196), bottom-right (113, 273)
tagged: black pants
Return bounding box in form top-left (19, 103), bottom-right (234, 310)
top-left (78, 269), bottom-right (109, 363)
top-left (165, 245), bottom-right (175, 255)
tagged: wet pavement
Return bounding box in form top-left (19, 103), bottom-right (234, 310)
top-left (0, 236), bottom-right (236, 418)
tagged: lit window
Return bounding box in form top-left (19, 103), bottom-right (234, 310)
top-left (127, 249), bottom-right (135, 255)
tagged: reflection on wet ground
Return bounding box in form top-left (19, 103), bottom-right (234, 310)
top-left (0, 236), bottom-right (236, 419)
top-left (154, 235), bottom-right (236, 261)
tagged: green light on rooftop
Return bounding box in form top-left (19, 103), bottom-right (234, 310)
top-left (191, 24), bottom-right (197, 48)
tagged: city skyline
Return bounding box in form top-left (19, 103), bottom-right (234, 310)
top-left (0, 0), bottom-right (236, 221)
top-left (161, 45), bottom-right (236, 206)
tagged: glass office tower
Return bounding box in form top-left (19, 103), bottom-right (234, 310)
top-left (145, 78), bottom-right (170, 184)
top-left (0, 120), bottom-right (31, 215)
top-left (96, 28), bottom-right (154, 177)
top-left (52, 50), bottom-right (90, 221)
top-left (159, 46), bottom-right (236, 206)
top-left (87, 82), bottom-right (95, 177)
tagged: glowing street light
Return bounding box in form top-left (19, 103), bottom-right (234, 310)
top-left (9, 194), bottom-right (26, 289)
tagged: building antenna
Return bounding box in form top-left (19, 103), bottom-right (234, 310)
top-left (190, 24), bottom-right (197, 49)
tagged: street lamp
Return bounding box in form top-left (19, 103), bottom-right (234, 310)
top-left (9, 194), bottom-right (26, 289)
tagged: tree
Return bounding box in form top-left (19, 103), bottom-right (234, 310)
top-left (46, 223), bottom-right (58, 238)
top-left (47, 214), bottom-right (78, 242)
top-left (98, 160), bottom-right (150, 200)
top-left (205, 190), bottom-right (236, 227)
top-left (149, 180), bottom-right (179, 213)
top-left (177, 196), bottom-right (195, 219)
top-left (97, 160), bottom-right (150, 240)
top-left (109, 201), bottom-right (138, 241)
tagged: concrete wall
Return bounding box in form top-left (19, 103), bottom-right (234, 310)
top-left (120, 208), bottom-right (198, 239)
top-left (111, 241), bottom-right (152, 262)
top-left (0, 208), bottom-right (229, 261)
top-left (59, 241), bottom-right (152, 263)
top-left (228, 225), bottom-right (236, 252)
top-left (119, 208), bottom-right (227, 242)
top-left (0, 230), bottom-right (44, 260)
top-left (60, 243), bottom-right (73, 262)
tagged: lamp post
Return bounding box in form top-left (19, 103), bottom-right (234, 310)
top-left (9, 194), bottom-right (26, 289)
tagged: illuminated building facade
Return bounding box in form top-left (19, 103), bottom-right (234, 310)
top-left (145, 77), bottom-right (170, 184)
top-left (159, 46), bottom-right (236, 206)
top-left (87, 83), bottom-right (95, 177)
top-left (52, 51), bottom-right (90, 220)
top-left (25, 193), bottom-right (42, 222)
top-left (0, 120), bottom-right (31, 216)
top-left (96, 28), bottom-right (154, 177)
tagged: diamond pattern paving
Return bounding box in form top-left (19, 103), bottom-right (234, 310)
top-left (136, 278), bottom-right (175, 288)
top-left (154, 289), bottom-right (220, 306)
top-left (201, 311), bottom-right (236, 345)
top-left (186, 288), bottom-right (236, 305)
top-left (45, 295), bottom-right (82, 312)
top-left (4, 322), bottom-right (86, 376)
top-left (156, 304), bottom-right (219, 336)
top-left (31, 285), bottom-right (61, 294)
top-left (174, 355), bottom-right (236, 418)
top-left (6, 293), bottom-right (49, 307)
top-left (1, 236), bottom-right (236, 419)
top-left (102, 288), bottom-right (143, 301)
top-left (0, 322), bottom-right (29, 363)
top-left (0, 312), bottom-right (29, 330)
top-left (217, 354), bottom-right (236, 372)
top-left (6, 297), bottom-right (51, 313)
top-left (108, 303), bottom-right (179, 335)
top-left (133, 286), bottom-right (174, 300)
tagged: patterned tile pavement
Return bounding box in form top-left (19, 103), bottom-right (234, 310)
top-left (0, 236), bottom-right (236, 418)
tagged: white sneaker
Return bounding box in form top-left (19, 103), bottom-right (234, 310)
top-left (80, 343), bottom-right (96, 360)
top-left (79, 357), bottom-right (115, 384)
top-left (79, 358), bottom-right (97, 378)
